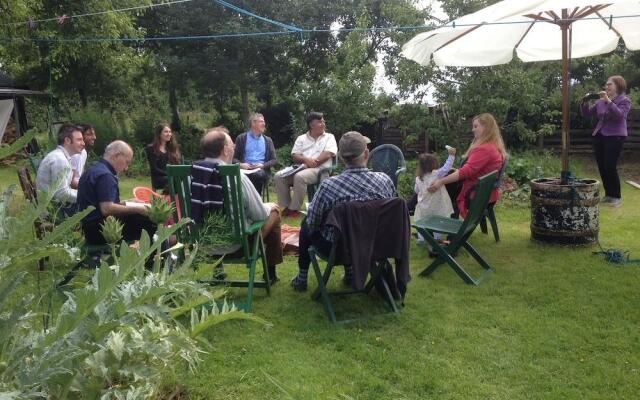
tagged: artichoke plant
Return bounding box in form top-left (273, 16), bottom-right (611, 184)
top-left (147, 196), bottom-right (175, 226)
top-left (100, 215), bottom-right (123, 245)
top-left (101, 215), bottom-right (124, 261)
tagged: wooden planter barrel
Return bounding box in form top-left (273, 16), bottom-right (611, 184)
top-left (530, 178), bottom-right (600, 245)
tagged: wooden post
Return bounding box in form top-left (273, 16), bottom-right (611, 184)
top-left (560, 9), bottom-right (570, 182)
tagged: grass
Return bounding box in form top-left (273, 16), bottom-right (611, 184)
top-left (2, 161), bottom-right (640, 399)
top-left (177, 178), bottom-right (640, 399)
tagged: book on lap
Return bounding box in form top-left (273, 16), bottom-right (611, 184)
top-left (276, 164), bottom-right (306, 178)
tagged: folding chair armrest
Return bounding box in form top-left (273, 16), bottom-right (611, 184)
top-left (245, 220), bottom-right (266, 234)
top-left (395, 167), bottom-right (407, 177)
top-left (317, 164), bottom-right (335, 177)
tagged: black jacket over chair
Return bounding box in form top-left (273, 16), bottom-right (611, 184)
top-left (324, 197), bottom-right (411, 298)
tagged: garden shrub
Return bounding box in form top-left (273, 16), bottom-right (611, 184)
top-left (0, 140), bottom-right (268, 398)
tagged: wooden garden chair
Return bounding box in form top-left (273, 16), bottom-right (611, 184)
top-left (413, 170), bottom-right (498, 285)
top-left (168, 164), bottom-right (271, 312)
top-left (166, 165), bottom-right (194, 253)
top-left (309, 198), bottom-right (410, 324)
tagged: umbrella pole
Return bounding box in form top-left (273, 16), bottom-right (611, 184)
top-left (560, 12), bottom-right (571, 184)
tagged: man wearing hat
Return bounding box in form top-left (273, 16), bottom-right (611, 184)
top-left (290, 131), bottom-right (396, 291)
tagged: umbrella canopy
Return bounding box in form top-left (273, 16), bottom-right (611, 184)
top-left (401, 0), bottom-right (640, 181)
top-left (402, 0), bottom-right (640, 66)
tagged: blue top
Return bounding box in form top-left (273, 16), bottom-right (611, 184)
top-left (77, 159), bottom-right (120, 223)
top-left (244, 132), bottom-right (266, 165)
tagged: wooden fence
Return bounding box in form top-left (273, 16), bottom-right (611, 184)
top-left (542, 108), bottom-right (640, 153)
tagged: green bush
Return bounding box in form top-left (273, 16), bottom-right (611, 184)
top-left (506, 150), bottom-right (561, 185)
top-left (275, 143), bottom-right (293, 170)
top-left (66, 107), bottom-right (132, 155)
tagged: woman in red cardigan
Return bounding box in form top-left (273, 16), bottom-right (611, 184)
top-left (428, 113), bottom-right (507, 217)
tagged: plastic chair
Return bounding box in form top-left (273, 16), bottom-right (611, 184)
top-left (413, 171), bottom-right (498, 285)
top-left (307, 156), bottom-right (338, 202)
top-left (478, 156), bottom-right (509, 242)
top-left (368, 144), bottom-right (407, 189)
top-left (133, 186), bottom-right (163, 203)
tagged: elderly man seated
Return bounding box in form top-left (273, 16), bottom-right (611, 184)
top-left (191, 126), bottom-right (283, 283)
top-left (290, 131), bottom-right (396, 291)
top-left (77, 140), bottom-right (156, 245)
top-left (36, 124), bottom-right (85, 216)
top-left (275, 112), bottom-right (337, 218)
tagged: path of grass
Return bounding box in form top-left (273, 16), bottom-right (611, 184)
top-left (1, 163), bottom-right (639, 399)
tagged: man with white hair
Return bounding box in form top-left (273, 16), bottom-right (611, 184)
top-left (77, 140), bottom-right (156, 245)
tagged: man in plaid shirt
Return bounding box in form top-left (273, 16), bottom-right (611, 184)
top-left (291, 131), bottom-right (396, 291)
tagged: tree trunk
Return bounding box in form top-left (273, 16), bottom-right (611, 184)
top-left (169, 80), bottom-right (181, 133)
top-left (78, 87), bottom-right (88, 108)
top-left (240, 78), bottom-right (249, 123)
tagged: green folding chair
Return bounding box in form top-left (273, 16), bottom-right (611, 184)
top-left (168, 164), bottom-right (270, 312)
top-left (412, 170), bottom-right (498, 285)
top-left (309, 199), bottom-right (409, 324)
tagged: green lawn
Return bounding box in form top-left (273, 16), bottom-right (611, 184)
top-left (180, 178), bottom-right (640, 399)
top-left (2, 163), bottom-right (639, 399)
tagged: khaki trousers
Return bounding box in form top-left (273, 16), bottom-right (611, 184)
top-left (275, 167), bottom-right (320, 211)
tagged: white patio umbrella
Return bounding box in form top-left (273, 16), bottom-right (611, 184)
top-left (402, 0), bottom-right (640, 181)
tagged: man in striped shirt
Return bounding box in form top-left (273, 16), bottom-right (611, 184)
top-left (291, 131), bottom-right (396, 291)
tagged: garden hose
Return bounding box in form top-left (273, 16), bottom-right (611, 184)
top-left (593, 242), bottom-right (640, 266)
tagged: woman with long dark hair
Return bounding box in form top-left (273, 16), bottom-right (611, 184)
top-left (144, 123), bottom-right (182, 192)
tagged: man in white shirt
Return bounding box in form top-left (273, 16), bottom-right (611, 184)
top-left (70, 123), bottom-right (97, 189)
top-left (275, 112), bottom-right (337, 218)
top-left (36, 124), bottom-right (85, 215)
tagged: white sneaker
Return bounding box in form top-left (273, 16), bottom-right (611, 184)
top-left (601, 196), bottom-right (612, 203)
top-left (608, 198), bottom-right (621, 208)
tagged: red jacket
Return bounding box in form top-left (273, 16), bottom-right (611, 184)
top-left (457, 143), bottom-right (503, 217)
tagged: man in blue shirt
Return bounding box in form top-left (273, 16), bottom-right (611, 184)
top-left (77, 140), bottom-right (156, 244)
top-left (233, 113), bottom-right (277, 194)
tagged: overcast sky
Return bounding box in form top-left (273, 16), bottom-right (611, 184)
top-left (373, 0), bottom-right (446, 104)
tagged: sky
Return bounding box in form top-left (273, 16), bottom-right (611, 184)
top-left (373, 0), bottom-right (446, 104)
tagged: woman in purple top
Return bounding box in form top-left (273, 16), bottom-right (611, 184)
top-left (581, 75), bottom-right (631, 207)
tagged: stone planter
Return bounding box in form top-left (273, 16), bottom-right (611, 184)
top-left (530, 178), bottom-right (600, 245)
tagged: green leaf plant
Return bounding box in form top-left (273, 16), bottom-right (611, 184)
top-left (0, 185), bottom-right (269, 399)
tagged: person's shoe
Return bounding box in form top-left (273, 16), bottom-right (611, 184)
top-left (601, 196), bottom-right (612, 203)
top-left (262, 271), bottom-right (280, 286)
top-left (608, 198), bottom-right (622, 208)
top-left (262, 272), bottom-right (279, 285)
top-left (290, 276), bottom-right (307, 292)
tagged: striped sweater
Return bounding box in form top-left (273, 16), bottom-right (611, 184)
top-left (190, 160), bottom-right (224, 224)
